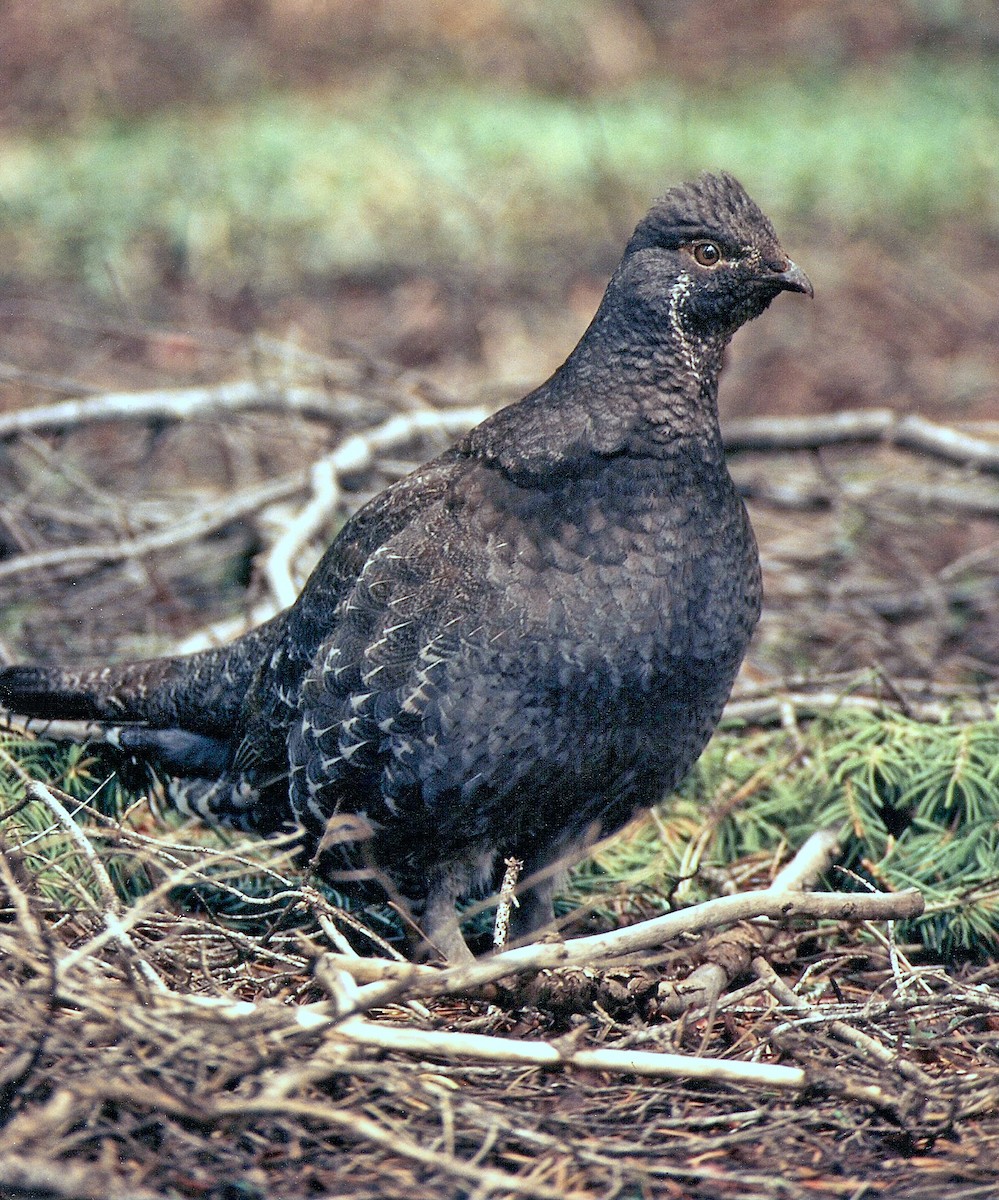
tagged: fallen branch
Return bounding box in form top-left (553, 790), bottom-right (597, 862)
top-left (724, 410), bottom-right (999, 472)
top-left (0, 379), bottom-right (340, 439)
top-left (334, 1014), bottom-right (811, 1090)
top-left (893, 413), bottom-right (999, 472)
top-left (723, 687), bottom-right (997, 727)
top-left (734, 471), bottom-right (999, 517)
top-left (725, 409), bottom-right (898, 450)
top-left (263, 458), bottom-right (341, 608)
top-left (319, 839), bottom-right (923, 1014)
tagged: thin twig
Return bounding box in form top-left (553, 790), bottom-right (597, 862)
top-left (493, 856), bottom-right (523, 951)
top-left (0, 475), bottom-right (301, 583)
top-left (751, 956), bottom-right (932, 1087)
top-left (11, 774), bottom-right (170, 995)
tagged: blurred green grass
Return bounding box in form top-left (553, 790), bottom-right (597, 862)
top-left (1, 57), bottom-right (996, 296)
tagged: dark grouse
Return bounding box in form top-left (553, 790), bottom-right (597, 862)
top-left (0, 172), bottom-right (812, 960)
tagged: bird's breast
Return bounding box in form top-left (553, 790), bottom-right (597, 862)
top-left (466, 453), bottom-right (760, 677)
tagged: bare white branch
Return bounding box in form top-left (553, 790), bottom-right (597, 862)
top-left (0, 380), bottom-right (338, 438)
top-left (333, 1014), bottom-right (810, 1090)
top-left (725, 410), bottom-right (999, 472)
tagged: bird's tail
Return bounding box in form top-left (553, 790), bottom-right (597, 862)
top-left (0, 614), bottom-right (286, 738)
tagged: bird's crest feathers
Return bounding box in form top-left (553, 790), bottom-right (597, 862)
top-left (628, 171), bottom-right (781, 257)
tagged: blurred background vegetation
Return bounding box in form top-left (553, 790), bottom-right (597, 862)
top-left (1, 0), bottom-right (997, 308)
top-left (2, 0), bottom-right (997, 672)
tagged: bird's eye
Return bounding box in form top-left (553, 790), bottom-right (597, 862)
top-left (691, 241), bottom-right (722, 267)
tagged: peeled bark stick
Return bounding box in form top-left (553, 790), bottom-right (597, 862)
top-left (657, 828), bottom-right (841, 1016)
top-left (333, 1014), bottom-right (811, 1091)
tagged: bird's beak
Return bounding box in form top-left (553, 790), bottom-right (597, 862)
top-left (775, 259), bottom-right (814, 297)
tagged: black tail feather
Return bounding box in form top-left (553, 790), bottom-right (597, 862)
top-left (0, 665), bottom-right (114, 721)
top-left (0, 612), bottom-right (288, 733)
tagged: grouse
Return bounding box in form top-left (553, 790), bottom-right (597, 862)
top-left (0, 173), bottom-right (811, 961)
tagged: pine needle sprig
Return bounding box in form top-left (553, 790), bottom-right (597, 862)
top-left (644, 708), bottom-right (999, 958)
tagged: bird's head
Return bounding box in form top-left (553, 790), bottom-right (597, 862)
top-left (617, 172), bottom-right (812, 348)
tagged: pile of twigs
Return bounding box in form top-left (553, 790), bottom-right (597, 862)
top-left (4, 786), bottom-right (999, 1199)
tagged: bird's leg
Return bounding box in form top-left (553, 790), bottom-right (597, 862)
top-left (506, 829), bottom-right (596, 945)
top-left (410, 869), bottom-right (475, 963)
top-left (507, 873), bottom-right (557, 943)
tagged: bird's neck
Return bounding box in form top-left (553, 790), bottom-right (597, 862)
top-left (555, 297), bottom-right (730, 453)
